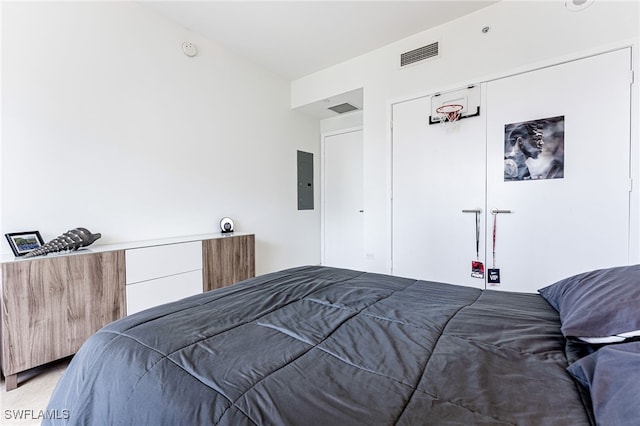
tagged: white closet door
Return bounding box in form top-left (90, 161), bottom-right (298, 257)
top-left (392, 95), bottom-right (486, 288)
top-left (323, 129), bottom-right (364, 270)
top-left (485, 48), bottom-right (632, 292)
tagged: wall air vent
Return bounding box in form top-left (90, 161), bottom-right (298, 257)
top-left (400, 41), bottom-right (439, 67)
top-left (328, 103), bottom-right (359, 114)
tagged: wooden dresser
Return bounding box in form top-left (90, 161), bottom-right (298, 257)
top-left (0, 232), bottom-right (255, 391)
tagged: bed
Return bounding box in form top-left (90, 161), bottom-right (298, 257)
top-left (45, 265), bottom-right (640, 425)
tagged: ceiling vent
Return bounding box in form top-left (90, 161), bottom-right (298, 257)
top-left (401, 41), bottom-right (440, 67)
top-left (328, 103), bottom-right (359, 114)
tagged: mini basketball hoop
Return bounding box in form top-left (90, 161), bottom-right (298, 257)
top-left (435, 104), bottom-right (464, 126)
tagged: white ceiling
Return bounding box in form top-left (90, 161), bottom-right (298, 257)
top-left (139, 1), bottom-right (499, 118)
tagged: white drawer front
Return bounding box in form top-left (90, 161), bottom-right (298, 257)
top-left (125, 241), bottom-right (202, 284)
top-left (126, 270), bottom-right (202, 315)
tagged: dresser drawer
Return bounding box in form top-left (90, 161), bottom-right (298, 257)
top-left (125, 241), bottom-right (202, 285)
top-left (126, 269), bottom-right (202, 315)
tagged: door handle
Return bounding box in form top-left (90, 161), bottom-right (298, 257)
top-left (491, 208), bottom-right (512, 215)
top-left (461, 208), bottom-right (482, 214)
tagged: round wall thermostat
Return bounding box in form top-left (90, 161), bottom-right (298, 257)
top-left (220, 217), bottom-right (234, 233)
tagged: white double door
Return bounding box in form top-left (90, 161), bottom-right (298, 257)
top-left (392, 48), bottom-right (632, 292)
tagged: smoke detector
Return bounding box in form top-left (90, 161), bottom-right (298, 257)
top-left (182, 42), bottom-right (198, 57)
top-left (565, 0), bottom-right (595, 11)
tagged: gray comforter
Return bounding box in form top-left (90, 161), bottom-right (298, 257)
top-left (45, 265), bottom-right (592, 425)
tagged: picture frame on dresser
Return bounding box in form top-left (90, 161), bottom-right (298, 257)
top-left (4, 231), bottom-right (44, 257)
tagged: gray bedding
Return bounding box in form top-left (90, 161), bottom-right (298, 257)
top-left (45, 265), bottom-right (592, 425)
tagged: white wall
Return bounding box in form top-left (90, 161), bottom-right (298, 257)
top-left (292, 0), bottom-right (640, 274)
top-left (1, 1), bottom-right (321, 274)
top-left (320, 111), bottom-right (363, 135)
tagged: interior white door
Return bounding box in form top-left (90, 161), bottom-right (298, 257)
top-left (485, 48), bottom-right (632, 292)
top-left (323, 129), bottom-right (364, 270)
top-left (392, 96), bottom-right (486, 288)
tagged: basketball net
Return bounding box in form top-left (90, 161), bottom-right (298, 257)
top-left (435, 104), bottom-right (463, 128)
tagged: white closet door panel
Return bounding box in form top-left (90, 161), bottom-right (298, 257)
top-left (392, 95), bottom-right (486, 288)
top-left (126, 270), bottom-right (202, 315)
top-left (323, 130), bottom-right (364, 270)
top-left (485, 49), bottom-right (631, 292)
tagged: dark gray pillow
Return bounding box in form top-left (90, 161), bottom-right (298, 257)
top-left (538, 265), bottom-right (640, 339)
top-left (567, 342), bottom-right (640, 425)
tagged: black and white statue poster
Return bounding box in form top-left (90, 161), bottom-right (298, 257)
top-left (504, 116), bottom-right (564, 181)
